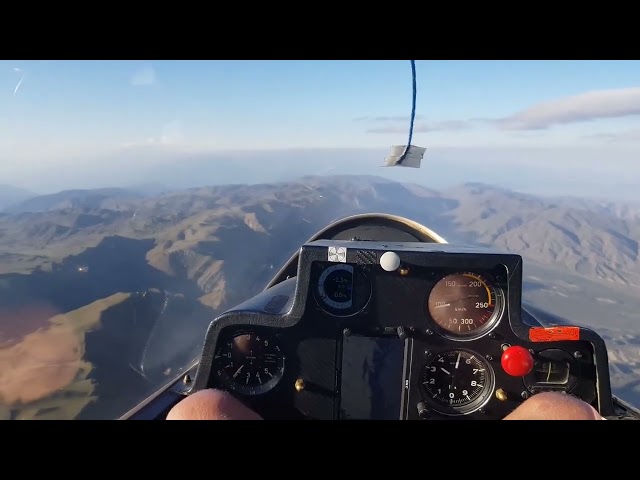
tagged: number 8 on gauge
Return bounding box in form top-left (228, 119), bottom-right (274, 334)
top-left (420, 349), bottom-right (495, 415)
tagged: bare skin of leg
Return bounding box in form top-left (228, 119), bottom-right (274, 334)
top-left (167, 389), bottom-right (603, 420)
top-left (167, 389), bottom-right (263, 420)
top-left (503, 391), bottom-right (604, 420)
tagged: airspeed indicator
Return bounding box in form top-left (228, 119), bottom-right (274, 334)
top-left (427, 272), bottom-right (503, 339)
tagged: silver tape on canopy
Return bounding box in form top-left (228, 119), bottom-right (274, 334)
top-left (382, 145), bottom-right (426, 168)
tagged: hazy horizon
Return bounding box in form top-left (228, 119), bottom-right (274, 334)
top-left (3, 60), bottom-right (640, 200)
top-left (2, 146), bottom-right (639, 203)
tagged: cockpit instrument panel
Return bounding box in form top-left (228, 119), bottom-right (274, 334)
top-left (193, 240), bottom-right (615, 420)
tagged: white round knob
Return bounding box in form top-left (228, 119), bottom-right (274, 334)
top-left (380, 251), bottom-right (401, 272)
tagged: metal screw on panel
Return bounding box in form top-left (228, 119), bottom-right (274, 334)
top-left (425, 329), bottom-right (434, 336)
top-left (183, 374), bottom-right (192, 384)
top-left (424, 350), bottom-right (431, 357)
top-left (521, 391), bottom-right (529, 399)
top-left (486, 355), bottom-right (493, 361)
top-left (343, 328), bottom-right (352, 337)
top-left (501, 343), bottom-right (511, 351)
top-left (574, 351), bottom-right (583, 359)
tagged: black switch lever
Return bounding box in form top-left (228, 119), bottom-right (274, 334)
top-left (417, 401), bottom-right (430, 419)
top-left (397, 326), bottom-right (408, 340)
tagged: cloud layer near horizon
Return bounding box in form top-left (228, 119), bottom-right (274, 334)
top-left (366, 120), bottom-right (472, 134)
top-left (364, 86), bottom-right (640, 134)
top-left (497, 87), bottom-right (640, 130)
top-left (5, 145), bottom-right (640, 203)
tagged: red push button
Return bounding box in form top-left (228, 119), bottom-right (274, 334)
top-left (501, 345), bottom-right (534, 377)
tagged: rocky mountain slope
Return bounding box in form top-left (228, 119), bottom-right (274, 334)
top-left (1, 175), bottom-right (639, 418)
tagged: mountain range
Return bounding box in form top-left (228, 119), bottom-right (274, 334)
top-left (0, 175), bottom-right (638, 419)
top-left (0, 185), bottom-right (35, 211)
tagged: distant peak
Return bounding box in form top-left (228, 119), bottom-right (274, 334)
top-left (462, 182), bottom-right (501, 191)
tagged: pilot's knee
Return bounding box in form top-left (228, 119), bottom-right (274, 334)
top-left (166, 389), bottom-right (263, 420)
top-left (504, 391), bottom-right (604, 420)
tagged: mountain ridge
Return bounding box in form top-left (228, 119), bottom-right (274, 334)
top-left (1, 174), bottom-right (640, 419)
top-left (1, 175), bottom-right (639, 288)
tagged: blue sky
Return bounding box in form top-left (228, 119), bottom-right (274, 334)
top-left (2, 60), bottom-right (640, 197)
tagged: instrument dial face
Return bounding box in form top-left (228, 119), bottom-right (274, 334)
top-left (314, 263), bottom-right (371, 316)
top-left (317, 264), bottom-right (354, 310)
top-left (523, 348), bottom-right (579, 394)
top-left (213, 332), bottom-right (285, 396)
top-left (420, 350), bottom-right (494, 415)
top-left (427, 272), bottom-right (502, 338)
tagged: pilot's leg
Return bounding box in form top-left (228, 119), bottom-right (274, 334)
top-left (167, 389), bottom-right (262, 420)
top-left (168, 389), bottom-right (603, 420)
top-left (504, 391), bottom-right (605, 420)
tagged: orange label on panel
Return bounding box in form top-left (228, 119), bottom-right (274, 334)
top-left (529, 326), bottom-right (580, 342)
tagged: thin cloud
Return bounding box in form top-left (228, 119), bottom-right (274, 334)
top-left (367, 120), bottom-right (472, 134)
top-left (355, 115), bottom-right (425, 122)
top-left (120, 120), bottom-right (184, 148)
top-left (120, 138), bottom-right (158, 148)
top-left (363, 87), bottom-right (640, 136)
top-left (583, 129), bottom-right (640, 142)
top-left (496, 87), bottom-right (640, 130)
top-left (130, 63), bottom-right (157, 86)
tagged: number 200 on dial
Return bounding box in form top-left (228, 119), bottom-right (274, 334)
top-left (427, 272), bottom-right (503, 338)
